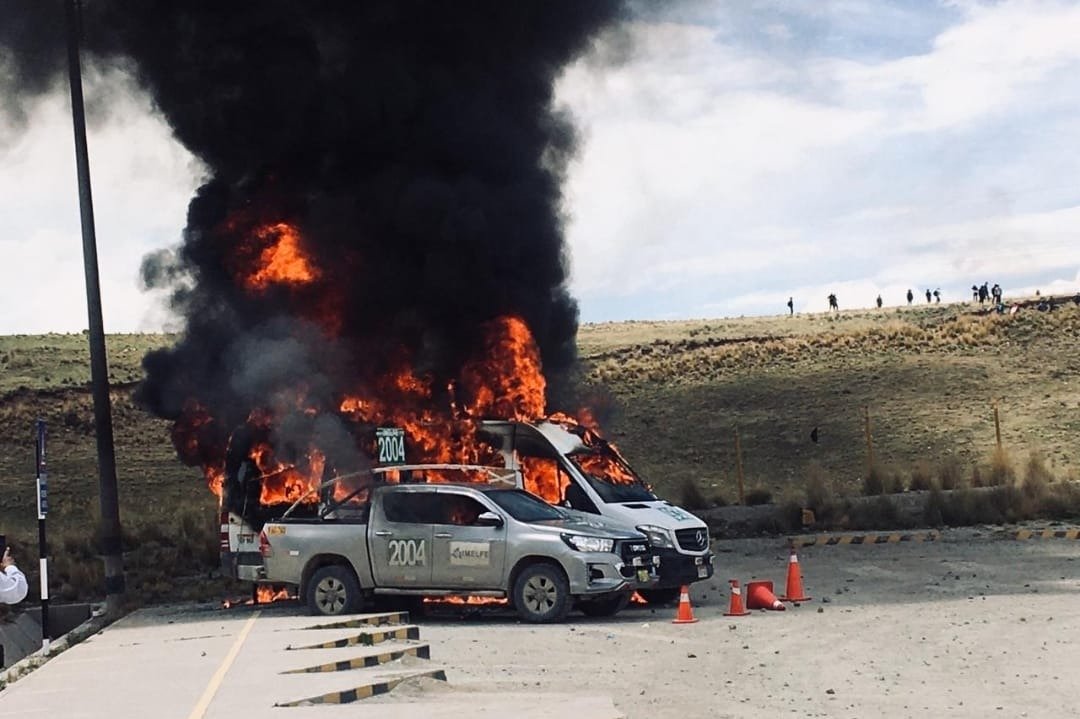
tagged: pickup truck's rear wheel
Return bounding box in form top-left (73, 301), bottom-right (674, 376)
top-left (578, 591), bottom-right (632, 618)
top-left (306, 565), bottom-right (361, 616)
top-left (512, 563), bottom-right (570, 623)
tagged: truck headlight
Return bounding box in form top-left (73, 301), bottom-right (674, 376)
top-left (561, 534), bottom-right (615, 553)
top-left (636, 525), bottom-right (674, 549)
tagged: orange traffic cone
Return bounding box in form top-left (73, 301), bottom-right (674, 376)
top-left (780, 546), bottom-right (811, 602)
top-left (746, 580), bottom-right (785, 611)
top-left (723, 579), bottom-right (750, 617)
top-left (672, 585), bottom-right (699, 624)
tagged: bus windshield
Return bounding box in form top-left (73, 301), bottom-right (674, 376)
top-left (568, 449), bottom-right (656, 503)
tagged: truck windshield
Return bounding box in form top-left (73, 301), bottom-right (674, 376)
top-left (486, 489), bottom-right (567, 522)
top-left (568, 450), bottom-right (656, 503)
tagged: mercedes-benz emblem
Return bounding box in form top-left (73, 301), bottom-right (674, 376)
top-left (695, 529), bottom-right (706, 547)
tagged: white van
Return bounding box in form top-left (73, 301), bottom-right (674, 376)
top-left (479, 419), bottom-right (714, 604)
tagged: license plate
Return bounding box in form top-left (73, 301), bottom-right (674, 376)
top-left (637, 569), bottom-right (650, 583)
top-left (696, 565), bottom-right (708, 579)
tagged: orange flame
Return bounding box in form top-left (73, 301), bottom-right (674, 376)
top-left (423, 596), bottom-right (508, 606)
top-left (244, 222), bottom-right (320, 290)
top-left (519, 456), bottom-right (568, 504)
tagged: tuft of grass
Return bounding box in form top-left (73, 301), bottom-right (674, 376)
top-left (909, 460), bottom-right (935, 491)
top-left (745, 488), bottom-right (773, 506)
top-left (847, 495), bottom-right (903, 530)
top-left (987, 447), bottom-right (1017, 487)
top-left (862, 466), bottom-right (885, 496)
top-left (677, 478), bottom-right (710, 511)
top-left (804, 462), bottom-right (834, 513)
top-left (937, 456), bottom-right (967, 490)
top-left (923, 488), bottom-right (946, 526)
top-left (1022, 451), bottom-right (1054, 501)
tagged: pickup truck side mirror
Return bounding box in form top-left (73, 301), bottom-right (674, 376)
top-left (476, 511), bottom-right (504, 528)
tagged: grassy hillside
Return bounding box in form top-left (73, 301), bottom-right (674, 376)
top-left (0, 301), bottom-right (1078, 604)
top-left (581, 301), bottom-right (1080, 504)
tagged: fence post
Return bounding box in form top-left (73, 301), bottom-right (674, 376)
top-left (734, 428), bottom-right (746, 505)
top-left (993, 400), bottom-right (1002, 449)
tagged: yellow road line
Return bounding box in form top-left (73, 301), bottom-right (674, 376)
top-left (187, 611), bottom-right (260, 719)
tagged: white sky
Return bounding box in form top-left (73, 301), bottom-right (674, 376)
top-left (2, 0), bottom-right (1079, 333)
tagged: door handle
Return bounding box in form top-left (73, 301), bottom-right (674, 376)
top-left (434, 532), bottom-right (452, 539)
top-left (373, 530), bottom-right (392, 537)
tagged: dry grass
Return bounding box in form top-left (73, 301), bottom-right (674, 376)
top-left (3, 302), bottom-right (1080, 603)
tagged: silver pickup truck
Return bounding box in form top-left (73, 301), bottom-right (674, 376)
top-left (258, 472), bottom-right (660, 623)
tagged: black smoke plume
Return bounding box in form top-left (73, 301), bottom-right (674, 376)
top-left (2, 1), bottom-right (624, 493)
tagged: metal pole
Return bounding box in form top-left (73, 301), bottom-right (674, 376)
top-left (64, 0), bottom-right (126, 616)
top-left (734, 428), bottom-right (746, 505)
top-left (35, 420), bottom-right (50, 652)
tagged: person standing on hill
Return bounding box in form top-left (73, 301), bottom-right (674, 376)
top-left (827, 293), bottom-right (838, 312)
top-left (933, 288), bottom-right (941, 303)
top-left (876, 294), bottom-right (883, 308)
top-left (1, 546), bottom-right (28, 604)
top-left (906, 289), bottom-right (914, 305)
top-left (925, 289), bottom-right (932, 303)
top-left (787, 297), bottom-right (794, 316)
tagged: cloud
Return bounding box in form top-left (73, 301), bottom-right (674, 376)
top-left (0, 67), bottom-right (202, 334)
top-left (558, 1), bottom-right (1080, 322)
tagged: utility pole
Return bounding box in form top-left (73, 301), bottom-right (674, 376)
top-left (64, 0), bottom-right (126, 616)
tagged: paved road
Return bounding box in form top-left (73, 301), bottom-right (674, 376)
top-left (0, 602), bottom-right (620, 718)
top-left (2, 528), bottom-right (1078, 718)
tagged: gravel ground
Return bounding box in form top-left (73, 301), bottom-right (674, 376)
top-left (410, 527), bottom-right (1080, 718)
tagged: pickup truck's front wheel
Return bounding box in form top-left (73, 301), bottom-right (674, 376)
top-left (512, 563), bottom-right (570, 623)
top-left (306, 565), bottom-right (361, 616)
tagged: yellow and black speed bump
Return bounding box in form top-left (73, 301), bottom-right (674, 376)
top-left (282, 644), bottom-right (431, 674)
top-left (1012, 528), bottom-right (1080, 540)
top-left (790, 530), bottom-right (941, 548)
top-left (286, 625), bottom-right (420, 651)
top-left (274, 669), bottom-right (448, 706)
top-left (302, 611), bottom-right (409, 630)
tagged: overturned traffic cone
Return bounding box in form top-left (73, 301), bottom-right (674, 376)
top-left (746, 580), bottom-right (785, 611)
top-left (672, 585), bottom-right (699, 624)
top-left (723, 579), bottom-right (750, 617)
top-left (780, 546), bottom-right (811, 603)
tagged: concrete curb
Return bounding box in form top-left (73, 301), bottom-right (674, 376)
top-left (0, 605), bottom-right (113, 691)
top-left (789, 530), bottom-right (941, 547)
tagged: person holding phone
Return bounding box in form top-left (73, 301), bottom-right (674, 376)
top-left (0, 538), bottom-right (28, 604)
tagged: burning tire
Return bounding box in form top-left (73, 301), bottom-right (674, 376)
top-left (637, 587), bottom-right (680, 605)
top-left (512, 563), bottom-right (570, 623)
top-left (578, 591), bottom-right (631, 618)
top-left (306, 565), bottom-right (361, 616)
